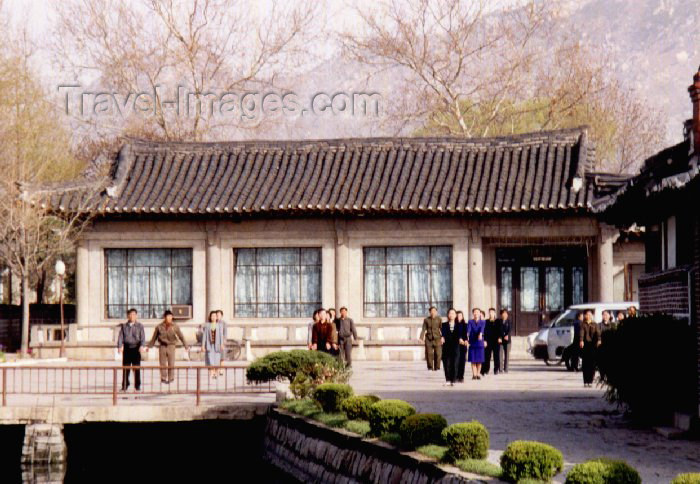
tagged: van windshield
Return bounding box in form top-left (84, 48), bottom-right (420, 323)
top-left (549, 309), bottom-right (578, 328)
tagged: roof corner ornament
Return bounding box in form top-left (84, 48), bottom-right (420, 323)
top-left (572, 176), bottom-right (583, 193)
top-left (105, 185), bottom-right (118, 198)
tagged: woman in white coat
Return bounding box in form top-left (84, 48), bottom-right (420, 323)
top-left (202, 311), bottom-right (225, 378)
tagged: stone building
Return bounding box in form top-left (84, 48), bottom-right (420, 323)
top-left (596, 67), bottom-right (700, 419)
top-left (43, 127), bottom-right (643, 359)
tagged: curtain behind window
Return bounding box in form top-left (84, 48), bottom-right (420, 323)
top-left (234, 248), bottom-right (321, 318)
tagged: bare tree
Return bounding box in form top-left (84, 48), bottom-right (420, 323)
top-left (342, 0), bottom-right (663, 173)
top-left (53, 0), bottom-right (319, 141)
top-left (0, 32), bottom-right (103, 355)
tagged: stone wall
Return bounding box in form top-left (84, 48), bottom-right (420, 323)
top-left (638, 266), bottom-right (691, 317)
top-left (264, 409), bottom-right (475, 484)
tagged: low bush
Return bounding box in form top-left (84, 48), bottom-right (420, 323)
top-left (314, 412), bottom-right (348, 428)
top-left (500, 440), bottom-right (563, 483)
top-left (672, 473), bottom-right (700, 484)
top-left (246, 350), bottom-right (350, 399)
top-left (368, 399), bottom-right (416, 436)
top-left (399, 413), bottom-right (448, 449)
top-left (565, 458), bottom-right (641, 484)
top-left (312, 383), bottom-right (353, 412)
top-left (279, 398), bottom-right (321, 418)
top-left (454, 459), bottom-right (502, 478)
top-left (339, 395), bottom-right (381, 420)
top-left (416, 444), bottom-right (448, 461)
top-left (442, 421), bottom-right (489, 461)
top-left (344, 419), bottom-right (371, 437)
top-left (379, 432), bottom-right (402, 447)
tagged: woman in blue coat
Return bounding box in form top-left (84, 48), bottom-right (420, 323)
top-left (467, 308), bottom-right (486, 380)
top-left (201, 310), bottom-right (225, 379)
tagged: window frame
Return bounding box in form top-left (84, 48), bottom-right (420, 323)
top-left (103, 248), bottom-right (193, 320)
top-left (233, 247), bottom-right (323, 318)
top-left (362, 245), bottom-right (453, 318)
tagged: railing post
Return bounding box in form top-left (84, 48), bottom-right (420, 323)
top-left (196, 367), bottom-right (201, 406)
top-left (112, 367), bottom-right (117, 406)
top-left (2, 367), bottom-right (6, 406)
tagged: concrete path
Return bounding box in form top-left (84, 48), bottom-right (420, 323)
top-left (350, 354), bottom-right (700, 483)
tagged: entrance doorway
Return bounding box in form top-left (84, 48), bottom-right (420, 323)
top-left (497, 247), bottom-right (587, 335)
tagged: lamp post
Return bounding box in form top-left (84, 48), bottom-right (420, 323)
top-left (55, 260), bottom-right (66, 358)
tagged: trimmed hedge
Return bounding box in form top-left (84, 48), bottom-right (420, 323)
top-left (339, 395), bottom-right (381, 420)
top-left (441, 421), bottom-right (489, 461)
top-left (399, 413), bottom-right (448, 449)
top-left (368, 399), bottom-right (416, 436)
top-left (672, 474), bottom-right (700, 484)
top-left (500, 440), bottom-right (563, 483)
top-left (565, 458), bottom-right (641, 484)
top-left (312, 383), bottom-right (353, 412)
top-left (246, 350), bottom-right (343, 383)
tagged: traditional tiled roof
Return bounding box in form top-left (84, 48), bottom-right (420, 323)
top-left (45, 127), bottom-right (621, 217)
top-left (593, 137), bottom-right (699, 219)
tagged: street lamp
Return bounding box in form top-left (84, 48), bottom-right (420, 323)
top-left (55, 260), bottom-right (66, 358)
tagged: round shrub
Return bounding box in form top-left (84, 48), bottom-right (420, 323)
top-left (441, 421), bottom-right (489, 461)
top-left (500, 440), bottom-right (563, 483)
top-left (368, 399), bottom-right (416, 436)
top-left (312, 383), bottom-right (353, 412)
top-left (672, 474), bottom-right (700, 484)
top-left (565, 458), bottom-right (641, 484)
top-left (399, 413), bottom-right (448, 449)
top-left (339, 395), bottom-right (381, 420)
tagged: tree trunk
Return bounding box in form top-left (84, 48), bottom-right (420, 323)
top-left (36, 268), bottom-right (45, 304)
top-left (21, 273), bottom-right (30, 356)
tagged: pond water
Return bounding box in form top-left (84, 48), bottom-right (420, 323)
top-left (0, 420), bottom-right (298, 483)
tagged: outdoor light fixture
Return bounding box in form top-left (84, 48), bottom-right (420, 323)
top-left (55, 259), bottom-right (66, 358)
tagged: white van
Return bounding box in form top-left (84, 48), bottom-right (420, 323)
top-left (536, 302), bottom-right (639, 365)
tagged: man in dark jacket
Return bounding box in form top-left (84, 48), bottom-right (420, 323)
top-left (117, 308), bottom-right (146, 392)
top-left (481, 308), bottom-right (501, 376)
top-left (336, 307), bottom-right (358, 367)
top-left (497, 309), bottom-right (511, 373)
top-left (420, 306), bottom-right (442, 371)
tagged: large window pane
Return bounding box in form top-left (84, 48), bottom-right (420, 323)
top-left (572, 266), bottom-right (584, 305)
top-left (520, 266), bottom-right (539, 312)
top-left (500, 266), bottom-right (512, 311)
top-left (105, 248), bottom-right (193, 319)
top-left (233, 248), bottom-right (322, 317)
top-left (545, 267), bottom-right (564, 311)
top-left (363, 246), bottom-right (452, 317)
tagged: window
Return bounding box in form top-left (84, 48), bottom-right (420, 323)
top-left (363, 246), bottom-right (452, 317)
top-left (572, 266), bottom-right (584, 305)
top-left (520, 266), bottom-right (539, 312)
top-left (499, 266), bottom-right (512, 311)
top-left (105, 249), bottom-right (192, 319)
top-left (545, 267), bottom-right (564, 311)
top-left (234, 248), bottom-right (321, 318)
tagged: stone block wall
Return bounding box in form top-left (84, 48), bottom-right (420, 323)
top-left (638, 267), bottom-right (691, 317)
top-left (264, 410), bottom-right (475, 484)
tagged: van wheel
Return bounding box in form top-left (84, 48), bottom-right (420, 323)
top-left (544, 357), bottom-right (564, 366)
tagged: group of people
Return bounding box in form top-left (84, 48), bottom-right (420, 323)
top-left (116, 308), bottom-right (229, 392)
top-left (307, 307), bottom-right (358, 367)
top-left (420, 306), bottom-right (512, 386)
top-left (567, 305), bottom-right (637, 387)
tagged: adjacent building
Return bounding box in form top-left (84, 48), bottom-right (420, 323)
top-left (596, 67), bottom-right (700, 420)
top-left (42, 128), bottom-right (642, 359)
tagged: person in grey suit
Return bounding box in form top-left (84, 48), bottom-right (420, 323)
top-left (216, 309), bottom-right (227, 375)
top-left (202, 311), bottom-right (225, 379)
top-left (336, 307), bottom-right (358, 367)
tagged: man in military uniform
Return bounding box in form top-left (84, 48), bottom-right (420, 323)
top-left (420, 306), bottom-right (443, 371)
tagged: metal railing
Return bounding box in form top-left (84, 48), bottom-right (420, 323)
top-left (0, 365), bottom-right (274, 406)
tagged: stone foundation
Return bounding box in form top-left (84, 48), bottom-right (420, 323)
top-left (21, 423), bottom-right (67, 483)
top-left (264, 409), bottom-right (476, 483)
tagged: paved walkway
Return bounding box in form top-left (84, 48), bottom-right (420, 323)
top-left (350, 354), bottom-right (700, 483)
